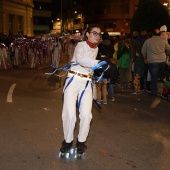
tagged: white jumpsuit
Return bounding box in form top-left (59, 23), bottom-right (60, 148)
top-left (14, 47), bottom-right (19, 66)
top-left (62, 41), bottom-right (99, 143)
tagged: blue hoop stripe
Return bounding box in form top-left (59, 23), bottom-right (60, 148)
top-left (88, 61), bottom-right (107, 72)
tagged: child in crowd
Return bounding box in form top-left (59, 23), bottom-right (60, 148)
top-left (107, 58), bottom-right (118, 101)
top-left (117, 40), bottom-right (131, 88)
top-left (131, 50), bottom-right (145, 94)
top-left (94, 39), bottom-right (118, 104)
top-left (95, 47), bottom-right (111, 104)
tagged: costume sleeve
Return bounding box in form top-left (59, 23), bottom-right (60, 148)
top-left (73, 43), bottom-right (99, 67)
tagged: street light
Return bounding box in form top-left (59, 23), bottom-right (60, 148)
top-left (163, 3), bottom-right (168, 6)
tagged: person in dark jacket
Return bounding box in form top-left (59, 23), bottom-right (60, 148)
top-left (107, 58), bottom-right (118, 101)
top-left (94, 44), bottom-right (117, 103)
top-left (98, 32), bottom-right (114, 59)
top-left (131, 49), bottom-right (145, 94)
top-left (94, 47), bottom-right (112, 104)
top-left (117, 40), bottom-right (131, 88)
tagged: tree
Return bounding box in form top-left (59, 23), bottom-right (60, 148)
top-left (131, 1), bottom-right (170, 33)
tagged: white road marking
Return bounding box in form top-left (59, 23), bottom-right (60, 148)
top-left (7, 84), bottom-right (17, 103)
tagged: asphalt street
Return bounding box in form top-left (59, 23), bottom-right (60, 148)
top-left (0, 61), bottom-right (170, 170)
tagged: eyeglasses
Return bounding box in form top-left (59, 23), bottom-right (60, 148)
top-left (89, 31), bottom-right (102, 37)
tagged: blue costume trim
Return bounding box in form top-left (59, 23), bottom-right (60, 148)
top-left (62, 76), bottom-right (74, 101)
top-left (88, 61), bottom-right (107, 72)
top-left (45, 61), bottom-right (79, 75)
top-left (45, 61), bottom-right (108, 82)
top-left (45, 61), bottom-right (109, 110)
top-left (96, 65), bottom-right (110, 82)
top-left (93, 76), bottom-right (107, 82)
top-left (77, 80), bottom-right (89, 109)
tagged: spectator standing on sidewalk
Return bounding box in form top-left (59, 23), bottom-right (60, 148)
top-left (141, 27), bottom-right (170, 96)
top-left (95, 46), bottom-right (112, 104)
top-left (98, 32), bottom-right (114, 59)
top-left (160, 25), bottom-right (170, 82)
top-left (107, 58), bottom-right (118, 101)
top-left (137, 28), bottom-right (149, 91)
top-left (117, 40), bottom-right (131, 88)
top-left (160, 25), bottom-right (170, 41)
top-left (131, 49), bottom-right (145, 94)
top-left (113, 35), bottom-right (120, 62)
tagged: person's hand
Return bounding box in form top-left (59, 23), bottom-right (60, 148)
top-left (144, 59), bottom-right (148, 64)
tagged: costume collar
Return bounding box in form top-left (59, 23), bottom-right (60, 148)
top-left (86, 39), bottom-right (97, 49)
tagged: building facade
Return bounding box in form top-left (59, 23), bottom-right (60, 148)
top-left (61, 0), bottom-right (140, 35)
top-left (53, 0), bottom-right (170, 36)
top-left (33, 0), bottom-right (52, 35)
top-left (0, 0), bottom-right (34, 37)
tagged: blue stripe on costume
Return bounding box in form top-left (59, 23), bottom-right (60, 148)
top-left (77, 80), bottom-right (89, 110)
top-left (88, 61), bottom-right (107, 72)
top-left (62, 76), bottom-right (74, 101)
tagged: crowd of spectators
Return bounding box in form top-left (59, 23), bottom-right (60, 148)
top-left (1, 28), bottom-right (170, 101)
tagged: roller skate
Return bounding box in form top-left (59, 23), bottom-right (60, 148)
top-left (74, 141), bottom-right (87, 159)
top-left (59, 140), bottom-right (74, 158)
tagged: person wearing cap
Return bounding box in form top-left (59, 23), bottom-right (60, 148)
top-left (160, 25), bottom-right (170, 81)
top-left (160, 25), bottom-right (170, 41)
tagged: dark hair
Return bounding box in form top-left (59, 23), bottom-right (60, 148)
top-left (153, 27), bottom-right (160, 36)
top-left (102, 32), bottom-right (109, 40)
top-left (70, 39), bottom-right (75, 44)
top-left (82, 24), bottom-right (100, 41)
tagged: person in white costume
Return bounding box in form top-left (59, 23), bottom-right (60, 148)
top-left (30, 46), bottom-right (36, 69)
top-left (0, 44), bottom-right (7, 70)
top-left (59, 24), bottom-right (102, 158)
top-left (53, 38), bottom-right (61, 68)
top-left (68, 39), bottom-right (76, 62)
top-left (13, 45), bottom-right (19, 68)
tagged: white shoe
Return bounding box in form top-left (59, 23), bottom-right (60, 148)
top-left (103, 101), bottom-right (107, 104)
top-left (96, 100), bottom-right (101, 105)
top-left (110, 98), bottom-right (115, 101)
